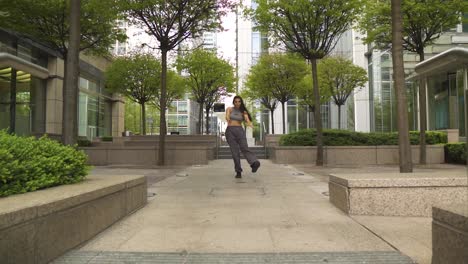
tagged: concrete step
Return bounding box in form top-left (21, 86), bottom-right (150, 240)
top-left (217, 147), bottom-right (267, 159)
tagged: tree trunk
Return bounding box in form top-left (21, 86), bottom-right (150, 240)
top-left (338, 104), bottom-right (342, 130)
top-left (418, 51), bottom-right (427, 164)
top-left (391, 0), bottom-right (413, 172)
top-left (198, 102), bottom-right (203, 134)
top-left (311, 59), bottom-right (324, 166)
top-left (141, 102), bottom-right (146, 135)
top-left (205, 106), bottom-right (210, 134)
top-left (281, 101), bottom-right (286, 134)
top-left (270, 109), bottom-right (275, 134)
top-left (62, 0), bottom-right (80, 145)
top-left (158, 50), bottom-right (168, 165)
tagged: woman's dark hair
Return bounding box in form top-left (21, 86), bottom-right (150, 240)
top-left (233, 95), bottom-right (252, 122)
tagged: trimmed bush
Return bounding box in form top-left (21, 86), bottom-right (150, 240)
top-left (101, 136), bottom-right (113, 142)
top-left (77, 138), bottom-right (92, 147)
top-left (279, 129), bottom-right (447, 146)
top-left (0, 130), bottom-right (90, 197)
top-left (444, 143), bottom-right (467, 165)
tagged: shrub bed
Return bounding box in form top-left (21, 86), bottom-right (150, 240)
top-left (279, 129), bottom-right (447, 146)
top-left (0, 131), bottom-right (90, 197)
top-left (444, 143), bottom-right (467, 165)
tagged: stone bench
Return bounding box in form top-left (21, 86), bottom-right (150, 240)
top-left (329, 172), bottom-right (467, 216)
top-left (432, 204), bottom-right (468, 264)
top-left (0, 175), bottom-right (147, 264)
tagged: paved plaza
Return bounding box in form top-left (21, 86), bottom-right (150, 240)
top-left (52, 160), bottom-right (464, 264)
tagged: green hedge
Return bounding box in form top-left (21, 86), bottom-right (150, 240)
top-left (0, 131), bottom-right (90, 197)
top-left (279, 129), bottom-right (448, 146)
top-left (444, 143), bottom-right (467, 165)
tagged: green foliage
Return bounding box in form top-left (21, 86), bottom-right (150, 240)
top-left (318, 56), bottom-right (368, 107)
top-left (444, 143), bottom-right (467, 165)
top-left (77, 138), bottom-right (92, 147)
top-left (249, 0), bottom-right (363, 60)
top-left (358, 0), bottom-right (467, 54)
top-left (246, 53), bottom-right (308, 104)
top-left (0, 0), bottom-right (126, 56)
top-left (279, 129), bottom-right (447, 146)
top-left (101, 136), bottom-right (113, 142)
top-left (106, 54), bottom-right (160, 105)
top-left (0, 130), bottom-right (90, 197)
top-left (176, 48), bottom-right (235, 105)
top-left (176, 48), bottom-right (234, 134)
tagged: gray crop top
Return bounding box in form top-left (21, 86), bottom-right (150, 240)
top-left (229, 107), bottom-right (244, 121)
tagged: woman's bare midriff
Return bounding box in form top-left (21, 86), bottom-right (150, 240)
top-left (228, 120), bottom-right (243, 127)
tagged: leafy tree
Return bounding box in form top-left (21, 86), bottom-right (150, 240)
top-left (0, 0), bottom-right (126, 144)
top-left (391, 0), bottom-right (413, 172)
top-left (245, 53), bottom-right (307, 134)
top-left (125, 0), bottom-right (234, 165)
top-left (296, 74), bottom-right (331, 128)
top-left (153, 70), bottom-right (187, 110)
top-left (359, 0), bottom-right (467, 164)
top-left (105, 54), bottom-right (160, 135)
top-left (176, 48), bottom-right (235, 134)
top-left (318, 57), bottom-right (368, 129)
top-left (250, 0), bottom-right (362, 165)
top-left (243, 80), bottom-right (278, 134)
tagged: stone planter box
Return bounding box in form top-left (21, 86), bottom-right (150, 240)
top-left (269, 145), bottom-right (445, 165)
top-left (432, 204), bottom-right (468, 264)
top-left (0, 175), bottom-right (147, 264)
top-left (328, 172), bottom-right (467, 216)
top-left (82, 145), bottom-right (214, 166)
top-left (82, 135), bottom-right (218, 166)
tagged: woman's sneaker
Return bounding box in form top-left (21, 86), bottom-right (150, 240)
top-left (251, 161), bottom-right (260, 173)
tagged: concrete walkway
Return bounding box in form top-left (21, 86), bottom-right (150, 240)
top-left (54, 160), bottom-right (416, 263)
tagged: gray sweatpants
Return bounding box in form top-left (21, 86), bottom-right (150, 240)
top-left (225, 126), bottom-right (258, 173)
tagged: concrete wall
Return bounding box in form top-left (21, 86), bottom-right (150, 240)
top-left (83, 135), bottom-right (217, 166)
top-left (0, 175), bottom-right (147, 264)
top-left (432, 204), bottom-right (468, 264)
top-left (270, 145), bottom-right (445, 165)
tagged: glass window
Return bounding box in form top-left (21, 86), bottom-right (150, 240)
top-left (463, 13), bottom-right (468, 33)
top-left (178, 101), bottom-right (188, 113)
top-left (457, 70), bottom-right (465, 137)
top-left (178, 115), bottom-right (188, 127)
top-left (287, 104), bottom-right (297, 133)
top-left (0, 67), bottom-right (46, 135)
top-left (168, 102), bottom-right (177, 114)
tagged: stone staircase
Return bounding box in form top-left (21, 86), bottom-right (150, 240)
top-left (216, 146), bottom-right (267, 159)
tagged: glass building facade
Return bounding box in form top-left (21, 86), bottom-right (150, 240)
top-left (0, 29), bottom-right (48, 136)
top-left (0, 28), bottom-right (119, 139)
top-left (368, 50), bottom-right (418, 132)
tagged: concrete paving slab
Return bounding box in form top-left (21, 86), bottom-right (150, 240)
top-left (55, 160), bottom-right (416, 263)
top-left (352, 216), bottom-right (432, 264)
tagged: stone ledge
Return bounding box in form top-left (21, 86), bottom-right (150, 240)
top-left (329, 173), bottom-right (467, 216)
top-left (0, 175), bottom-right (147, 264)
top-left (432, 204), bottom-right (468, 264)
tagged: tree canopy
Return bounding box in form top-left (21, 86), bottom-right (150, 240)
top-left (124, 0), bottom-right (235, 164)
top-left (106, 54), bottom-right (159, 135)
top-left (176, 48), bottom-right (234, 134)
top-left (249, 0), bottom-right (362, 165)
top-left (318, 56), bottom-right (368, 129)
top-left (359, 0), bottom-right (467, 55)
top-left (0, 0), bottom-right (126, 57)
top-left (245, 53), bottom-right (308, 134)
